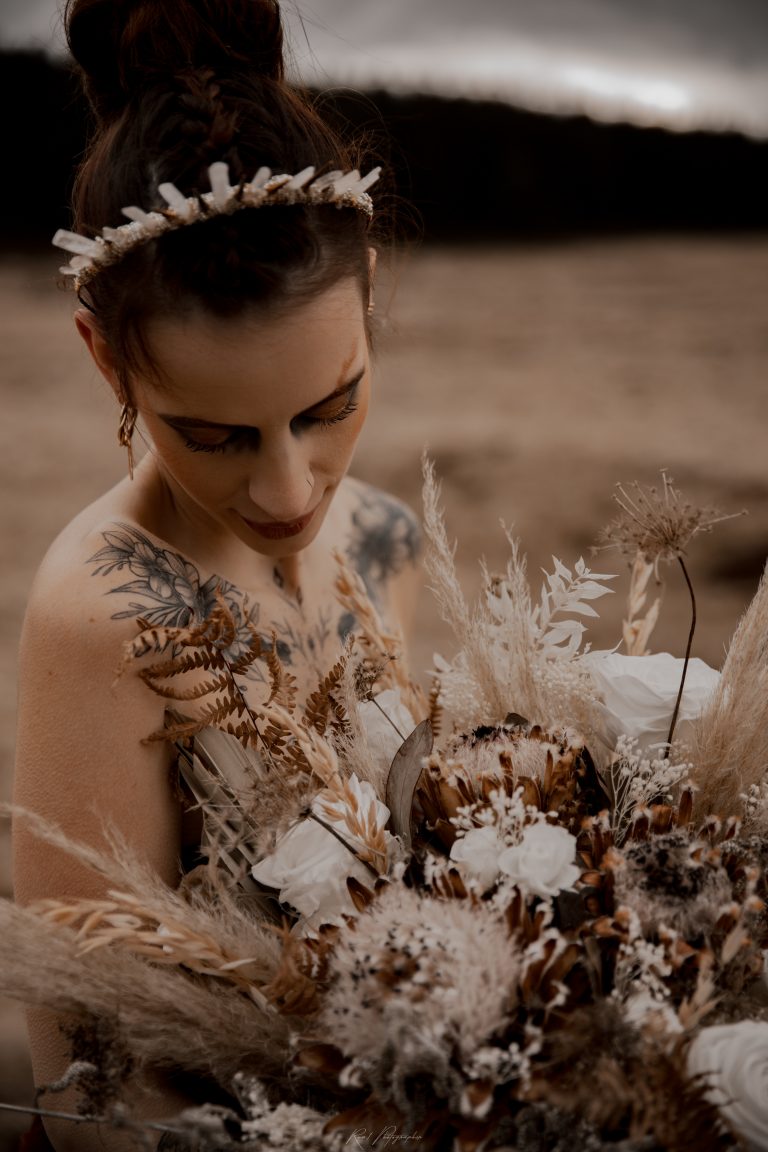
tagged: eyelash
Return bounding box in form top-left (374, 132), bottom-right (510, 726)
top-left (180, 397), bottom-right (360, 454)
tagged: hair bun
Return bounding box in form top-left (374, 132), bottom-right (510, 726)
top-left (65, 0), bottom-right (285, 122)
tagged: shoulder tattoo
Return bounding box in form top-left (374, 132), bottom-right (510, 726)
top-left (345, 489), bottom-right (421, 596)
top-left (87, 524), bottom-right (265, 667)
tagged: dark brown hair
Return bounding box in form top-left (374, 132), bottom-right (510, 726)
top-left (64, 0), bottom-right (378, 386)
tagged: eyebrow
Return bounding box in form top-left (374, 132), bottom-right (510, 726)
top-left (158, 368), bottom-right (365, 432)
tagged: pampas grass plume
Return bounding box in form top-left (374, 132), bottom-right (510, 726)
top-left (685, 564), bottom-right (768, 823)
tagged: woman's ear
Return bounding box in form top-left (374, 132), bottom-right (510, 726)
top-left (74, 308), bottom-right (123, 399)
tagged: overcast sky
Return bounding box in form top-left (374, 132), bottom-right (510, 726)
top-left (3, 0), bottom-right (768, 136)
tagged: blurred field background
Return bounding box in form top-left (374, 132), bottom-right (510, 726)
top-left (2, 0), bottom-right (768, 1145)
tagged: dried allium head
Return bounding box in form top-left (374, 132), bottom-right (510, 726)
top-left (320, 883), bottom-right (520, 1113)
top-left (598, 471), bottom-right (742, 569)
top-left (611, 831), bottom-right (732, 936)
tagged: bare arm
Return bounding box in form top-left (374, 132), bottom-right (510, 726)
top-left (13, 554), bottom-right (184, 1150)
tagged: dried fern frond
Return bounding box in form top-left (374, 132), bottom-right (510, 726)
top-left (120, 591), bottom-right (243, 672)
top-left (147, 694), bottom-right (259, 747)
top-left (265, 634), bottom-right (298, 713)
top-left (304, 648), bottom-right (350, 740)
top-left (255, 703), bottom-right (343, 792)
top-left (686, 564), bottom-right (768, 821)
top-left (119, 589), bottom-right (267, 750)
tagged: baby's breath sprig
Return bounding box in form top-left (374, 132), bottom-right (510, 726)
top-left (597, 471), bottom-right (745, 753)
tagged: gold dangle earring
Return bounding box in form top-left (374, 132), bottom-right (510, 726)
top-left (118, 401), bottom-right (137, 480)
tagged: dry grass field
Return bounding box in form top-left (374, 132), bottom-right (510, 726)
top-left (1, 235), bottom-right (767, 1146)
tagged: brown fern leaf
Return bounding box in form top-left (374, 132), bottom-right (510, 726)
top-left (257, 719), bottom-right (313, 777)
top-left (261, 721), bottom-right (289, 750)
top-left (137, 671), bottom-right (232, 702)
top-left (120, 599), bottom-right (238, 682)
top-left (119, 624), bottom-right (194, 673)
top-left (305, 651), bottom-right (349, 737)
top-left (226, 720), bottom-right (264, 747)
top-left (328, 696), bottom-right (352, 746)
top-left (143, 711), bottom-right (202, 744)
top-left (138, 647), bottom-right (227, 684)
top-left (282, 745), bottom-right (315, 777)
top-left (197, 696), bottom-right (250, 727)
top-left (265, 634), bottom-right (298, 712)
top-left (202, 589), bottom-right (239, 649)
top-left (226, 627), bottom-right (263, 676)
top-left (148, 697), bottom-right (263, 748)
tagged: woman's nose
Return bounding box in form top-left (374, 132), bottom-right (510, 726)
top-left (246, 437), bottom-right (314, 522)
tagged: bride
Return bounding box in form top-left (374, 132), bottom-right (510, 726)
top-left (12, 1), bottom-right (421, 1147)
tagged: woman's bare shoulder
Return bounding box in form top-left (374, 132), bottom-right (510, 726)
top-left (15, 512), bottom-right (183, 905)
top-left (25, 503), bottom-right (222, 640)
top-left (341, 476), bottom-right (422, 588)
top-left (339, 477), bottom-right (423, 642)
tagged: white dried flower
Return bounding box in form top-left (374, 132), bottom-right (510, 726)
top-left (622, 989), bottom-right (682, 1034)
top-left (583, 650), bottom-right (719, 755)
top-left (234, 1075), bottom-right (336, 1150)
top-left (497, 823), bottom-right (580, 900)
top-left (251, 774), bottom-right (394, 932)
top-left (687, 1021), bottom-right (768, 1149)
top-left (449, 825), bottom-right (507, 892)
top-left (322, 883), bottom-right (520, 1109)
top-left (357, 688), bottom-right (417, 776)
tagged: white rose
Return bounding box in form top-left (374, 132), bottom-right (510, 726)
top-left (497, 823), bottom-right (580, 899)
top-left (251, 775), bottom-right (392, 932)
top-left (583, 650), bottom-right (719, 754)
top-left (358, 688), bottom-right (417, 775)
top-left (449, 825), bottom-right (506, 892)
top-left (687, 1021), bottom-right (768, 1149)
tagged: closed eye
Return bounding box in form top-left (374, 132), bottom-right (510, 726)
top-left (174, 381), bottom-right (362, 453)
top-left (180, 428), bottom-right (257, 454)
top-left (291, 386), bottom-right (360, 432)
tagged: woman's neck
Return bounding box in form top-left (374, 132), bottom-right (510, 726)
top-left (125, 454), bottom-right (311, 595)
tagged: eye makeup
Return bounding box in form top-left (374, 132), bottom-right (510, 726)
top-left (165, 377), bottom-right (363, 454)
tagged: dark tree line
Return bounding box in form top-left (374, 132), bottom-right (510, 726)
top-left (2, 49), bottom-right (767, 247)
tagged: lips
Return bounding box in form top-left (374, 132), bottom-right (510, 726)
top-left (241, 506), bottom-right (317, 540)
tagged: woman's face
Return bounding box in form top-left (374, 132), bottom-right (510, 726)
top-left (131, 277), bottom-right (370, 556)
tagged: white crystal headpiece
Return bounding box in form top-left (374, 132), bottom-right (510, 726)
top-left (53, 160), bottom-right (381, 290)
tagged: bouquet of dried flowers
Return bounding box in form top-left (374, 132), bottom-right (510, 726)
top-left (2, 463), bottom-right (767, 1152)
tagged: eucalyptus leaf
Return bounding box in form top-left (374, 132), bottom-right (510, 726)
top-left (385, 719), bottom-right (433, 851)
